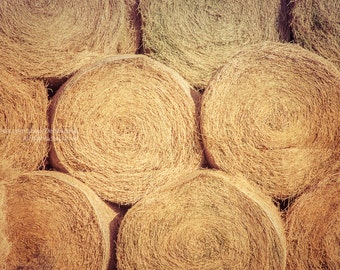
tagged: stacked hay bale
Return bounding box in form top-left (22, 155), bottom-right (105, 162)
top-left (0, 0), bottom-right (140, 81)
top-left (1, 170), bottom-right (122, 269)
top-left (0, 69), bottom-right (49, 172)
top-left (117, 170), bottom-right (286, 270)
top-left (49, 54), bottom-right (204, 205)
top-left (139, 0), bottom-right (291, 88)
top-left (290, 0), bottom-right (340, 70)
top-left (200, 41), bottom-right (340, 200)
top-left (285, 174), bottom-right (339, 269)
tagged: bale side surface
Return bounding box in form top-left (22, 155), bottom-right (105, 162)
top-left (201, 41), bottom-right (340, 199)
top-left (0, 0), bottom-right (140, 79)
top-left (285, 174), bottom-right (340, 269)
top-left (117, 169), bottom-right (286, 270)
top-left (140, 0), bottom-right (291, 88)
top-left (4, 170), bottom-right (121, 270)
top-left (0, 69), bottom-right (48, 173)
top-left (49, 54), bottom-right (204, 205)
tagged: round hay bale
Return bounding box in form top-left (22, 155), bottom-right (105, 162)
top-left (116, 169), bottom-right (286, 270)
top-left (49, 54), bottom-right (204, 205)
top-left (285, 174), bottom-right (340, 269)
top-left (201, 41), bottom-right (340, 199)
top-left (0, 0), bottom-right (140, 80)
top-left (3, 170), bottom-right (122, 269)
top-left (139, 0), bottom-right (291, 89)
top-left (0, 69), bottom-right (48, 172)
top-left (290, 0), bottom-right (340, 70)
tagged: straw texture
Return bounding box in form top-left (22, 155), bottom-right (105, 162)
top-left (290, 0), bottom-right (340, 69)
top-left (139, 0), bottom-right (290, 88)
top-left (0, 69), bottom-right (48, 173)
top-left (49, 54), bottom-right (204, 205)
top-left (3, 170), bottom-right (121, 270)
top-left (117, 169), bottom-right (286, 270)
top-left (0, 183), bottom-right (10, 268)
top-left (201, 41), bottom-right (340, 199)
top-left (0, 0), bottom-right (140, 80)
top-left (285, 174), bottom-right (340, 269)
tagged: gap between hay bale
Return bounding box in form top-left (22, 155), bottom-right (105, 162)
top-left (200, 41), bottom-right (340, 200)
top-left (139, 0), bottom-right (291, 88)
top-left (49, 54), bottom-right (204, 205)
top-left (285, 173), bottom-right (340, 269)
top-left (2, 170), bottom-right (123, 269)
top-left (116, 169), bottom-right (286, 270)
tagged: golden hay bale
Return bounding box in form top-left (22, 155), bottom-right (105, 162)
top-left (0, 69), bottom-right (48, 173)
top-left (0, 0), bottom-right (140, 80)
top-left (49, 54), bottom-right (204, 205)
top-left (290, 0), bottom-right (340, 70)
top-left (201, 41), bottom-right (340, 199)
top-left (2, 170), bottom-right (122, 270)
top-left (285, 174), bottom-right (340, 270)
top-left (116, 169), bottom-right (286, 270)
top-left (139, 0), bottom-right (290, 89)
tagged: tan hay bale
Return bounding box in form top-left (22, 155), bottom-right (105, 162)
top-left (116, 169), bottom-right (286, 270)
top-left (201, 41), bottom-right (340, 199)
top-left (0, 69), bottom-right (48, 173)
top-left (285, 174), bottom-right (340, 269)
top-left (290, 0), bottom-right (340, 70)
top-left (0, 0), bottom-right (140, 80)
top-left (49, 54), bottom-right (204, 205)
top-left (3, 170), bottom-right (122, 269)
top-left (139, 0), bottom-right (290, 89)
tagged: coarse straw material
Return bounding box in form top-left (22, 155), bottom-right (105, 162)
top-left (201, 41), bottom-right (340, 199)
top-left (2, 170), bottom-right (122, 270)
top-left (116, 169), bottom-right (286, 270)
top-left (0, 0), bottom-right (140, 80)
top-left (0, 69), bottom-right (48, 173)
top-left (49, 54), bottom-right (204, 205)
top-left (0, 183), bottom-right (10, 269)
top-left (139, 0), bottom-right (291, 89)
top-left (285, 173), bottom-right (340, 270)
top-left (290, 0), bottom-right (340, 70)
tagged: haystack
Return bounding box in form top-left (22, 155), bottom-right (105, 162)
top-left (201, 41), bottom-right (340, 199)
top-left (0, 69), bottom-right (48, 173)
top-left (49, 54), bottom-right (204, 205)
top-left (0, 0), bottom-right (140, 80)
top-left (2, 171), bottom-right (121, 269)
top-left (285, 174), bottom-right (340, 269)
top-left (290, 0), bottom-right (340, 69)
top-left (117, 169), bottom-right (286, 270)
top-left (139, 0), bottom-right (290, 88)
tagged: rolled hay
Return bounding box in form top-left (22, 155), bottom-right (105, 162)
top-left (0, 0), bottom-right (140, 80)
top-left (139, 0), bottom-right (291, 89)
top-left (49, 54), bottom-right (204, 205)
top-left (0, 184), bottom-right (10, 268)
top-left (2, 170), bottom-right (122, 270)
top-left (0, 69), bottom-right (49, 173)
top-left (290, 0), bottom-right (340, 70)
top-left (116, 169), bottom-right (286, 270)
top-left (285, 174), bottom-right (340, 269)
top-left (201, 41), bottom-right (340, 199)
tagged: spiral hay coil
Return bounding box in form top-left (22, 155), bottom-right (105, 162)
top-left (2, 170), bottom-right (121, 269)
top-left (201, 42), bottom-right (340, 199)
top-left (49, 54), bottom-right (204, 205)
top-left (285, 174), bottom-right (340, 269)
top-left (0, 69), bottom-right (48, 173)
top-left (116, 169), bottom-right (286, 270)
top-left (290, 0), bottom-right (340, 69)
top-left (139, 0), bottom-right (290, 88)
top-left (0, 0), bottom-right (140, 80)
